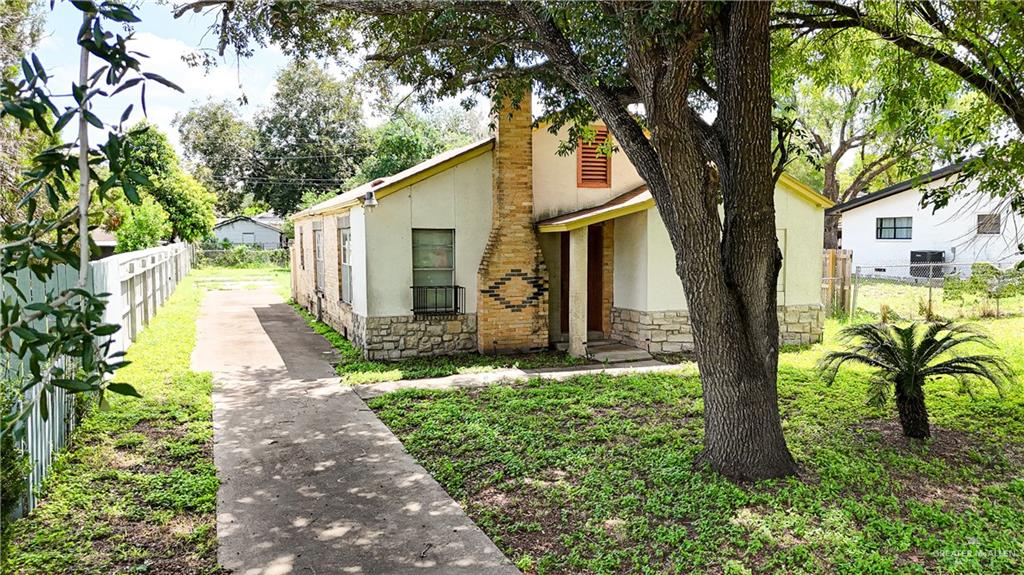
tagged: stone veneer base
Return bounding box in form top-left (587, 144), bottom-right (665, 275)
top-left (360, 313), bottom-right (478, 360)
top-left (611, 304), bottom-right (825, 353)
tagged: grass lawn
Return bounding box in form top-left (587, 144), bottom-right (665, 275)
top-left (855, 278), bottom-right (1024, 320)
top-left (369, 316), bottom-right (1024, 574)
top-left (191, 265), bottom-right (290, 300)
top-left (1, 276), bottom-right (224, 575)
top-left (290, 302), bottom-right (586, 385)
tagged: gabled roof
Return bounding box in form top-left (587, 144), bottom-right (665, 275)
top-left (826, 162), bottom-right (966, 215)
top-left (537, 173), bottom-right (832, 233)
top-left (292, 138), bottom-right (495, 219)
top-left (213, 215), bottom-right (283, 234)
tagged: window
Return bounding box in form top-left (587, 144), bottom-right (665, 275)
top-left (977, 213), bottom-right (1000, 235)
top-left (338, 216), bottom-right (352, 303)
top-left (876, 217), bottom-right (912, 240)
top-left (242, 231), bottom-right (255, 245)
top-left (298, 227), bottom-right (305, 269)
top-left (313, 223), bottom-right (325, 292)
top-left (412, 229), bottom-right (455, 310)
top-left (577, 126), bottom-right (611, 188)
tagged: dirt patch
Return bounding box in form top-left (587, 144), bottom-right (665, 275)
top-left (89, 515), bottom-right (227, 575)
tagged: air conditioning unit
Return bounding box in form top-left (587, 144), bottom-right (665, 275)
top-left (910, 250), bottom-right (945, 278)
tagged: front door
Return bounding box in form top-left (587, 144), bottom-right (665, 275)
top-left (559, 224), bottom-right (605, 335)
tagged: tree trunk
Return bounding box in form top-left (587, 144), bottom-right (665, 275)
top-left (895, 385), bottom-right (930, 439)
top-left (646, 3), bottom-right (797, 480)
top-left (822, 159), bottom-right (841, 248)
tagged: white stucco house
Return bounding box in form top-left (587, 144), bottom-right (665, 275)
top-left (291, 95), bottom-right (833, 360)
top-left (828, 163), bottom-right (1023, 279)
top-left (212, 214), bottom-right (286, 249)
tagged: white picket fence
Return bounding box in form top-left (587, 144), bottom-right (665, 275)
top-left (2, 242), bottom-right (193, 519)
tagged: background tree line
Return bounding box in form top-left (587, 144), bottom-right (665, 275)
top-left (173, 59), bottom-right (489, 218)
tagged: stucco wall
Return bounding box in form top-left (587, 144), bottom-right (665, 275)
top-left (611, 184), bottom-right (825, 313)
top-left (213, 219), bottom-right (283, 249)
top-left (532, 125), bottom-right (646, 221)
top-left (363, 151), bottom-right (493, 317)
top-left (840, 177), bottom-right (1023, 278)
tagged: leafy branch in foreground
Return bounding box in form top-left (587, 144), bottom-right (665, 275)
top-left (0, 1), bottom-right (182, 439)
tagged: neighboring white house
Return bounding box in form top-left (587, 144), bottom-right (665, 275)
top-left (212, 214), bottom-right (286, 249)
top-left (291, 93), bottom-right (833, 360)
top-left (828, 163), bottom-right (1023, 279)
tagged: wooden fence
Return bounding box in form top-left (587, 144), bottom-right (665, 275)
top-left (2, 242), bottom-right (193, 520)
top-left (821, 248), bottom-right (853, 316)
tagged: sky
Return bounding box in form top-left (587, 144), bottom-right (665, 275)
top-left (37, 2), bottom-right (482, 151)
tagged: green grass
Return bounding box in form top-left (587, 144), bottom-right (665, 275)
top-left (855, 278), bottom-right (1024, 320)
top-left (289, 302), bottom-right (586, 385)
top-left (1, 276), bottom-right (224, 575)
top-left (369, 316), bottom-right (1024, 574)
top-left (192, 265), bottom-right (290, 300)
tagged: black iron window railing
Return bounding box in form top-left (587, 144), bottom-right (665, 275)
top-left (412, 285), bottom-right (464, 315)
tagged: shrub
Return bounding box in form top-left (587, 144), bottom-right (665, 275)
top-left (1, 380), bottom-right (30, 525)
top-left (198, 245), bottom-right (289, 268)
top-left (818, 321), bottom-right (1012, 438)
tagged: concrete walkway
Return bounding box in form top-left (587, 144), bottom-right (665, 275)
top-left (192, 286), bottom-right (519, 575)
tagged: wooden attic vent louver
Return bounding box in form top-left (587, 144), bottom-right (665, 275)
top-left (577, 126), bottom-right (611, 188)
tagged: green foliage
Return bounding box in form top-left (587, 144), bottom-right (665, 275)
top-left (123, 123), bottom-right (216, 242)
top-left (819, 321), bottom-right (1012, 436)
top-left (1, 277), bottom-right (220, 574)
top-left (1, 2), bottom-right (183, 438)
top-left (173, 99), bottom-right (256, 214)
top-left (281, 189), bottom-right (335, 238)
top-left (368, 317), bottom-right (1024, 573)
top-left (944, 264), bottom-right (1024, 313)
top-left (248, 60), bottom-right (368, 215)
top-left (199, 245), bottom-right (289, 268)
top-left (0, 379), bottom-right (30, 525)
top-left (289, 301), bottom-right (582, 385)
top-left (112, 197), bottom-right (170, 253)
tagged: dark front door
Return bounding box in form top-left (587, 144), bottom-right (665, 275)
top-left (559, 225), bottom-right (605, 335)
top-left (587, 224), bottom-right (604, 333)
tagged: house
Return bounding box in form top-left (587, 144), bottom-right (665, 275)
top-left (827, 163), bottom-right (1022, 279)
top-left (212, 214), bottom-right (286, 249)
top-left (290, 95), bottom-right (832, 360)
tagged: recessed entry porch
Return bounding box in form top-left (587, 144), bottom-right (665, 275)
top-left (537, 185), bottom-right (655, 362)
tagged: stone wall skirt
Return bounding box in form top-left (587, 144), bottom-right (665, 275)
top-left (361, 314), bottom-right (478, 360)
top-left (611, 304), bottom-right (825, 352)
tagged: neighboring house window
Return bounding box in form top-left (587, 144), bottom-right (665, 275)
top-left (977, 213), bottom-right (1000, 235)
top-left (876, 217), bottom-right (912, 240)
top-left (412, 229), bottom-right (455, 311)
top-left (338, 216), bottom-right (352, 303)
top-left (577, 126), bottom-right (611, 188)
top-left (298, 227), bottom-right (305, 270)
top-left (313, 224), bottom-right (325, 292)
top-left (242, 231), bottom-right (255, 245)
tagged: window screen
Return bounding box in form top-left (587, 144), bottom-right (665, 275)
top-left (412, 229), bottom-right (455, 287)
top-left (977, 213), bottom-right (1000, 235)
top-left (875, 217), bottom-right (912, 240)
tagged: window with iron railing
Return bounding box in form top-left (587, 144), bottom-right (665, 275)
top-left (412, 229), bottom-right (459, 313)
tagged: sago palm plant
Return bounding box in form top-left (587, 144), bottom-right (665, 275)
top-left (818, 321), bottom-right (1012, 439)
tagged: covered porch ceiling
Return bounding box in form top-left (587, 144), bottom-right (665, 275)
top-left (536, 185), bottom-right (653, 233)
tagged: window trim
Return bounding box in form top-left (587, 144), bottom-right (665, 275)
top-left (312, 223), bottom-right (325, 293)
top-left (338, 216), bottom-right (352, 304)
top-left (412, 228), bottom-right (456, 286)
top-left (576, 126), bottom-right (612, 188)
top-left (298, 227), bottom-right (305, 270)
top-left (977, 213), bottom-right (1001, 235)
top-left (875, 216), bottom-right (913, 240)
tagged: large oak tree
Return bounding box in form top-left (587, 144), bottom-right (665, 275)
top-left (183, 0), bottom-right (801, 480)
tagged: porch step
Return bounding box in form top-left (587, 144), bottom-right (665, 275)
top-left (587, 343), bottom-right (653, 364)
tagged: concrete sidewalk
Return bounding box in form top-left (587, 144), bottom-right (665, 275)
top-left (192, 287), bottom-right (518, 575)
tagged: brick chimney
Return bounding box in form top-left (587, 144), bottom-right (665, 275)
top-left (476, 89), bottom-right (549, 353)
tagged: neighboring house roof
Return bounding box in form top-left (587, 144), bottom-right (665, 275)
top-left (90, 228), bottom-right (117, 247)
top-left (213, 215), bottom-right (283, 234)
top-left (826, 162), bottom-right (966, 215)
top-left (252, 211), bottom-right (285, 226)
top-left (293, 138), bottom-right (496, 219)
top-left (537, 173), bottom-right (833, 233)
